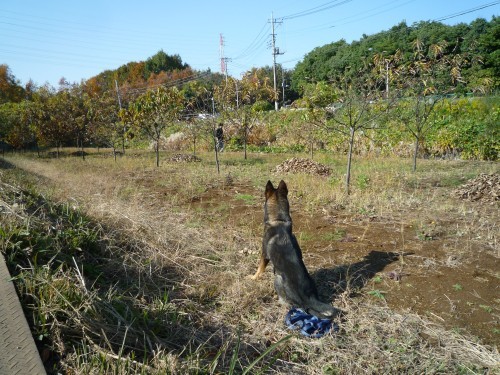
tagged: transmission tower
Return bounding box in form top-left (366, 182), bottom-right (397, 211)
top-left (219, 34), bottom-right (230, 83)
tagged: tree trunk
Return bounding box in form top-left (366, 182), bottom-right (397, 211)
top-left (213, 130), bottom-right (220, 175)
top-left (243, 117), bottom-right (248, 160)
top-left (244, 127), bottom-right (247, 160)
top-left (122, 125), bottom-right (126, 154)
top-left (155, 140), bottom-right (160, 167)
top-left (346, 127), bottom-right (355, 195)
top-left (413, 137), bottom-right (419, 172)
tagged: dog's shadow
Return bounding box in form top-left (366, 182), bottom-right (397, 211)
top-left (311, 250), bottom-right (401, 302)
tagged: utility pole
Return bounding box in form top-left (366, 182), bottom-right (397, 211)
top-left (235, 81), bottom-right (239, 109)
top-left (282, 76), bottom-right (287, 107)
top-left (211, 97), bottom-right (220, 175)
top-left (115, 79), bottom-right (122, 110)
top-left (385, 59), bottom-right (389, 99)
top-left (270, 13), bottom-right (284, 111)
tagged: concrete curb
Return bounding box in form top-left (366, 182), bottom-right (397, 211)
top-left (0, 254), bottom-right (46, 375)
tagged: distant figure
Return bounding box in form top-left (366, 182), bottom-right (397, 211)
top-left (215, 123), bottom-right (224, 152)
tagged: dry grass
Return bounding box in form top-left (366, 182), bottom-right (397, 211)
top-left (0, 150), bottom-right (498, 374)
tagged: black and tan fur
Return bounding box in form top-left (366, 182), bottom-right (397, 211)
top-left (250, 180), bottom-right (335, 319)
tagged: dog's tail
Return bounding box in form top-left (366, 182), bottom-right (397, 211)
top-left (306, 299), bottom-right (337, 319)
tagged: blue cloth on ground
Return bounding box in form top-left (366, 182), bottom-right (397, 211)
top-left (285, 307), bottom-right (338, 338)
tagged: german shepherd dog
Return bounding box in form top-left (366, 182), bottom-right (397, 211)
top-left (250, 180), bottom-right (335, 319)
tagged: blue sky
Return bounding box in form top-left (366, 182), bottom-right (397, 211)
top-left (1, 0), bottom-right (498, 87)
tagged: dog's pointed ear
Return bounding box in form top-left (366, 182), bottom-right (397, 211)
top-left (277, 180), bottom-right (288, 196)
top-left (265, 180), bottom-right (275, 199)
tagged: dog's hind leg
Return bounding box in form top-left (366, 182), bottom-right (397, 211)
top-left (274, 275), bottom-right (288, 304)
top-left (307, 299), bottom-right (338, 319)
top-left (250, 253), bottom-right (269, 280)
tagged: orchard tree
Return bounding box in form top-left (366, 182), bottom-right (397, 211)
top-left (188, 85), bottom-right (223, 173)
top-left (214, 74), bottom-right (274, 160)
top-left (395, 39), bottom-right (468, 171)
top-left (182, 85), bottom-right (213, 157)
top-left (87, 92), bottom-right (124, 160)
top-left (324, 75), bottom-right (387, 194)
top-left (31, 85), bottom-right (72, 156)
top-left (183, 115), bottom-right (211, 156)
top-left (0, 102), bottom-right (19, 150)
top-left (127, 86), bottom-right (184, 167)
top-left (299, 64), bottom-right (390, 194)
top-left (69, 87), bottom-right (92, 159)
top-left (7, 101), bottom-right (37, 150)
top-left (0, 64), bottom-right (25, 104)
top-left (294, 81), bottom-right (338, 158)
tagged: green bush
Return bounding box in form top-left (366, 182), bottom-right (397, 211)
top-left (252, 100), bottom-right (273, 112)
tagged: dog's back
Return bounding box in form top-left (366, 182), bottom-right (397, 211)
top-left (260, 180), bottom-right (335, 318)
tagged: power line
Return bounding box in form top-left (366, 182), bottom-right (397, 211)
top-left (433, 1), bottom-right (499, 22)
top-left (281, 0), bottom-right (353, 20)
top-left (0, 20), bottom-right (210, 53)
top-left (0, 43), bottom-right (130, 66)
top-left (0, 10), bottom-right (219, 81)
top-left (0, 11), bottom-right (207, 44)
top-left (122, 71), bottom-right (212, 96)
top-left (232, 22), bottom-right (271, 60)
top-left (329, 0), bottom-right (415, 29)
top-left (281, 0), bottom-right (412, 35)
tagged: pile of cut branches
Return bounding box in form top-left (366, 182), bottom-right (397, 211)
top-left (274, 157), bottom-right (331, 176)
top-left (453, 173), bottom-right (499, 203)
top-left (169, 153), bottom-right (202, 163)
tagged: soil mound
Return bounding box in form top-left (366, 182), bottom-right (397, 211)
top-left (275, 157), bottom-right (331, 176)
top-left (169, 153), bottom-right (201, 163)
top-left (453, 173), bottom-right (499, 203)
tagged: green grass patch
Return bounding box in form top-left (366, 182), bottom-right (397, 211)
top-left (321, 229), bottom-right (346, 241)
top-left (235, 193), bottom-right (257, 205)
top-left (368, 289), bottom-right (386, 299)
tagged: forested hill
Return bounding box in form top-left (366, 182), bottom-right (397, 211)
top-left (292, 17), bottom-right (499, 93)
top-left (86, 50), bottom-right (196, 92)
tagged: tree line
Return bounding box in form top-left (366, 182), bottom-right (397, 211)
top-left (0, 17), bottom-right (498, 192)
top-left (292, 17), bottom-right (499, 96)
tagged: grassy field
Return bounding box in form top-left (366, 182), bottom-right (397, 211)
top-left (0, 149), bottom-right (498, 374)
